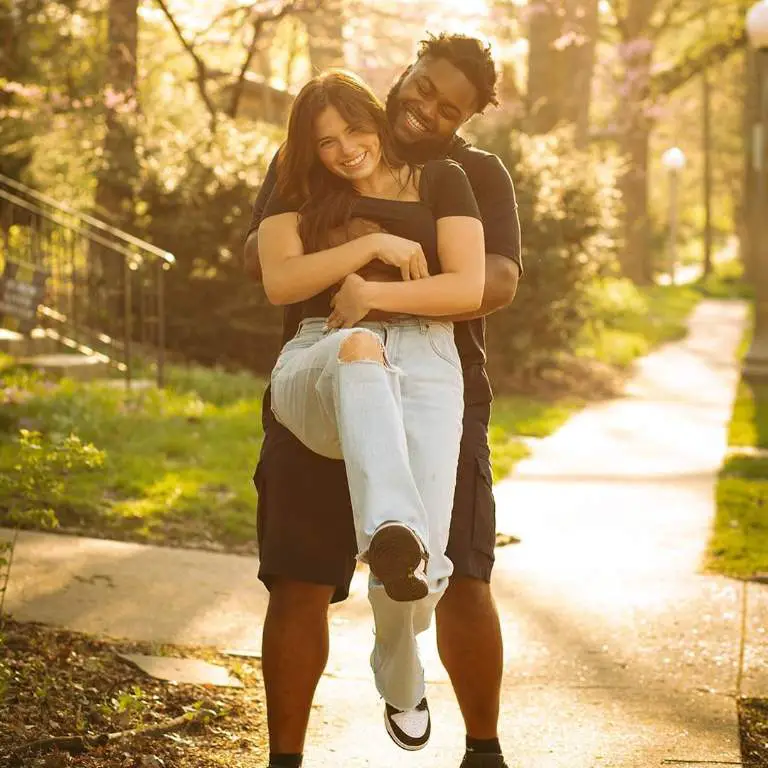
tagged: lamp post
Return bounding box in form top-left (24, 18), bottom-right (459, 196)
top-left (743, 0), bottom-right (768, 381)
top-left (662, 147), bottom-right (686, 285)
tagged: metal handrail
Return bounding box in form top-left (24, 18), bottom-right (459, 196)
top-left (0, 189), bottom-right (142, 263)
top-left (0, 173), bottom-right (175, 265)
top-left (0, 174), bottom-right (175, 387)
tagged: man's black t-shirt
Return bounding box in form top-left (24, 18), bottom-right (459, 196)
top-left (248, 137), bottom-right (521, 405)
top-left (260, 158), bottom-right (482, 330)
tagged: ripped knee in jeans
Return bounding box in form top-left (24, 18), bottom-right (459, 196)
top-left (338, 330), bottom-right (386, 364)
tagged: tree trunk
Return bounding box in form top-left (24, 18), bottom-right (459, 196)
top-left (94, 0), bottom-right (139, 229)
top-left (304, 0), bottom-right (344, 73)
top-left (92, 0), bottom-right (139, 331)
top-left (526, 0), bottom-right (563, 133)
top-left (525, 0), bottom-right (597, 137)
top-left (619, 126), bottom-right (652, 284)
top-left (616, 0), bottom-right (654, 284)
top-left (564, 0), bottom-right (598, 146)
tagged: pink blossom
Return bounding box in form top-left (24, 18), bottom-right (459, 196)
top-left (553, 30), bottom-right (588, 50)
top-left (2, 81), bottom-right (43, 100)
top-left (520, 2), bottom-right (552, 23)
top-left (618, 38), bottom-right (653, 61)
top-left (642, 104), bottom-right (667, 120)
top-left (103, 86), bottom-right (134, 110)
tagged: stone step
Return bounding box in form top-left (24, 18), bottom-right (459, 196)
top-left (0, 327), bottom-right (60, 356)
top-left (16, 353), bottom-right (110, 381)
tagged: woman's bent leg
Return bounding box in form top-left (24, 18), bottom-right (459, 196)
top-left (271, 326), bottom-right (430, 555)
top-left (368, 322), bottom-right (465, 710)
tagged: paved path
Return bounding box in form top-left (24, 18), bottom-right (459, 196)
top-left (2, 299), bottom-right (764, 767)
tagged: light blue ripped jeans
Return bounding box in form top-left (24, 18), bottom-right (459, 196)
top-left (270, 316), bottom-right (464, 710)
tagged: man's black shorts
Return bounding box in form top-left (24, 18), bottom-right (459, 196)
top-left (253, 390), bottom-right (496, 603)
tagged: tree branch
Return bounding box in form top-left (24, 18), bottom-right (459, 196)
top-left (650, 0), bottom-right (689, 39)
top-left (604, 0), bottom-right (630, 40)
top-left (154, 0), bottom-right (218, 132)
top-left (11, 706), bottom-right (220, 757)
top-left (228, 1), bottom-right (305, 118)
top-left (650, 27), bottom-right (747, 97)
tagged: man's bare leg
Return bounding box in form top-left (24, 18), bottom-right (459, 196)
top-left (435, 576), bottom-right (503, 740)
top-left (262, 579), bottom-right (335, 756)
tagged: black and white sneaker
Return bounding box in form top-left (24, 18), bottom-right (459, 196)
top-left (384, 697), bottom-right (431, 751)
top-left (367, 522), bottom-right (428, 602)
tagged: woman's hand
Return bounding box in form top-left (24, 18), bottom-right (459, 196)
top-left (327, 274), bottom-right (373, 329)
top-left (372, 233), bottom-right (430, 281)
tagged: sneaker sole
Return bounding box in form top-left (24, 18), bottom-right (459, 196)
top-left (383, 708), bottom-right (430, 751)
top-left (368, 524), bottom-right (428, 602)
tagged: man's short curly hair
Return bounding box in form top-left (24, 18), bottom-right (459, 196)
top-left (417, 33), bottom-right (498, 113)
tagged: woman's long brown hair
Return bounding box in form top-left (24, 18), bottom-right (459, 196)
top-left (276, 70), bottom-right (407, 252)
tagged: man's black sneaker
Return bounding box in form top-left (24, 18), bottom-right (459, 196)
top-left (384, 697), bottom-right (431, 750)
top-left (459, 752), bottom-right (510, 767)
top-left (368, 522), bottom-right (428, 602)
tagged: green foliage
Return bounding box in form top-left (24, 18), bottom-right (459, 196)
top-left (471, 123), bottom-right (624, 378)
top-left (165, 363), bottom-right (268, 407)
top-left (488, 395), bottom-right (583, 481)
top-left (135, 125), bottom-right (282, 372)
top-left (0, 362), bottom-right (573, 547)
top-left (696, 259), bottom-right (753, 300)
top-left (709, 321), bottom-right (768, 578)
top-left (108, 685), bottom-right (149, 719)
top-left (0, 372), bottom-right (265, 549)
top-left (726, 380), bottom-right (768, 449)
top-left (709, 474), bottom-right (768, 577)
top-left (0, 429), bottom-right (104, 526)
top-left (576, 281), bottom-right (700, 367)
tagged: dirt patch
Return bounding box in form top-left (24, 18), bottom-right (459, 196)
top-left (490, 353), bottom-right (629, 401)
top-left (0, 619), bottom-right (268, 767)
top-left (738, 698), bottom-right (768, 767)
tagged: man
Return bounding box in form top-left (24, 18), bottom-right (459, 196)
top-left (244, 33), bottom-right (521, 768)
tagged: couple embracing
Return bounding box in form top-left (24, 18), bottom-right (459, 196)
top-left (244, 32), bottom-right (522, 768)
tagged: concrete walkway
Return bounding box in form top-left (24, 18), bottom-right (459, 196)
top-left (2, 299), bottom-right (765, 767)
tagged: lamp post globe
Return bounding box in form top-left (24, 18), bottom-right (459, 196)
top-left (662, 147), bottom-right (686, 172)
top-left (747, 0), bottom-right (768, 49)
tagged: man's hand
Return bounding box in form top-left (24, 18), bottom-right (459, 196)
top-left (327, 274), bottom-right (373, 329)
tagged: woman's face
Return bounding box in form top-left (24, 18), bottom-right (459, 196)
top-left (314, 105), bottom-right (382, 183)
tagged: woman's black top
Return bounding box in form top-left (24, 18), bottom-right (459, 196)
top-left (261, 158), bottom-right (482, 324)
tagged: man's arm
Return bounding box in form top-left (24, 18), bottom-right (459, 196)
top-left (445, 254), bottom-right (519, 322)
top-left (441, 153), bottom-right (521, 322)
top-left (244, 150), bottom-right (280, 283)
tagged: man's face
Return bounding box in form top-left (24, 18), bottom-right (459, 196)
top-left (386, 56), bottom-right (480, 150)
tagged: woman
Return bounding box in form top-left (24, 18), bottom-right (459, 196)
top-left (258, 70), bottom-right (484, 725)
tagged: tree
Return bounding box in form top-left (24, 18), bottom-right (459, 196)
top-left (604, 0), bottom-right (750, 283)
top-left (525, 0), bottom-right (599, 143)
top-left (94, 0), bottom-right (139, 229)
top-left (154, 0), bottom-right (327, 128)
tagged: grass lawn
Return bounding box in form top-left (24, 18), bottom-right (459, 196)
top-left (0, 355), bottom-right (579, 551)
top-left (707, 359), bottom-right (768, 578)
top-left (0, 279), bottom-right (708, 554)
top-left (575, 283), bottom-right (703, 368)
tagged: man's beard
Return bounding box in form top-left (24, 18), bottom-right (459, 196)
top-left (385, 72), bottom-right (457, 164)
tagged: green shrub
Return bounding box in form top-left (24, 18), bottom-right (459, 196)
top-left (470, 124), bottom-right (623, 379)
top-left (0, 429), bottom-right (105, 525)
top-left (136, 128), bottom-right (283, 374)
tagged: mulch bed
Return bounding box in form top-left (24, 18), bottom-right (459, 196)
top-left (739, 698), bottom-right (768, 767)
top-left (0, 619), bottom-right (268, 767)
